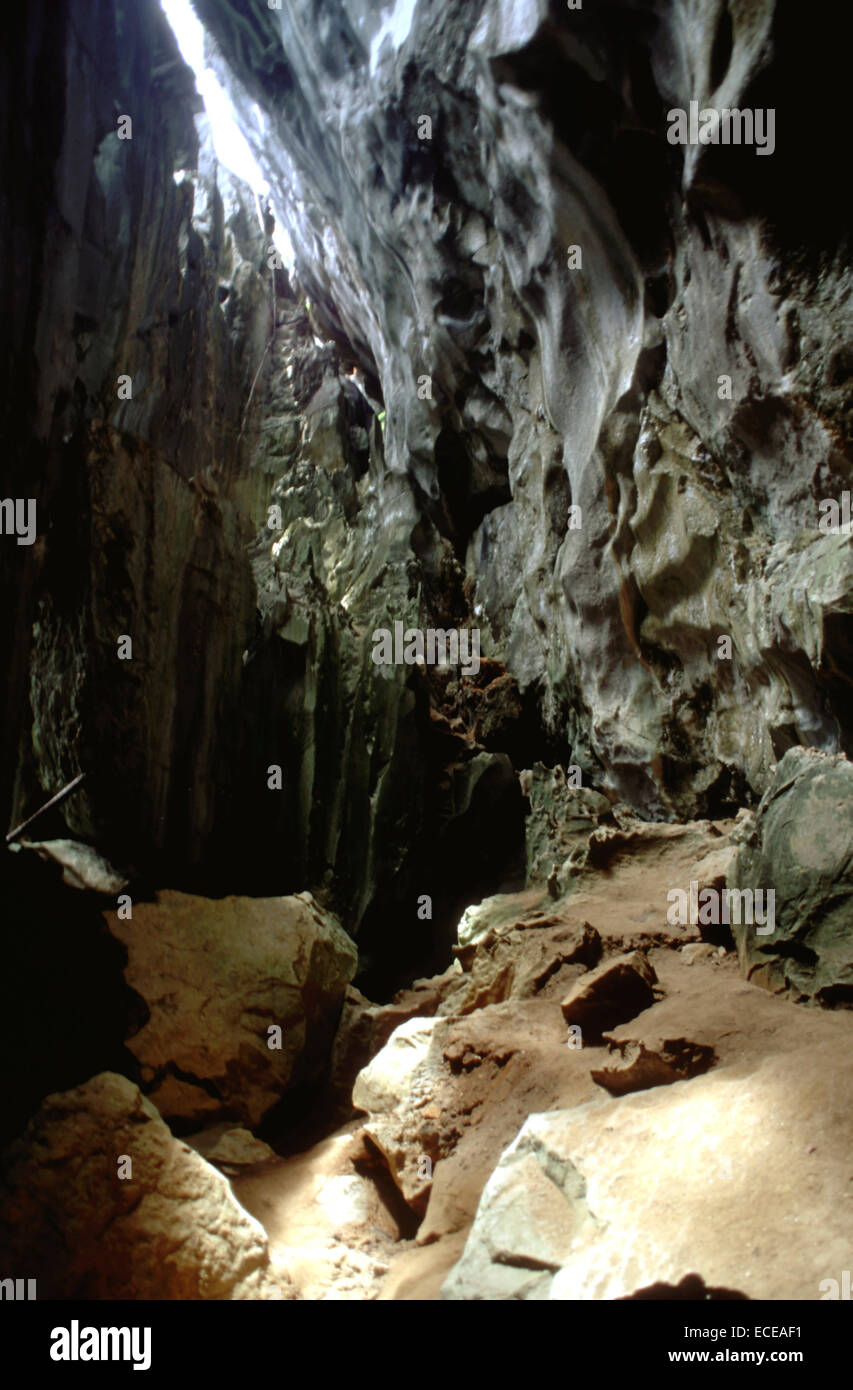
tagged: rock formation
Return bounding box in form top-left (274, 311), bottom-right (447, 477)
top-left (104, 889), bottom-right (358, 1127)
top-left (193, 0), bottom-right (853, 821)
top-left (0, 1074), bottom-right (281, 1299)
top-left (728, 747), bottom-right (853, 1004)
top-left (0, 0), bottom-right (851, 1314)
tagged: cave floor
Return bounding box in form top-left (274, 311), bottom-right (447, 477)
top-left (224, 818), bottom-right (853, 1300)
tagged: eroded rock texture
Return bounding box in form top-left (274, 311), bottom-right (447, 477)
top-left (238, 290), bottom-right (527, 959)
top-left (5, 0), bottom-right (852, 991)
top-left (0, 0), bottom-right (526, 984)
top-left (1, 1), bottom-right (275, 881)
top-left (728, 747), bottom-right (853, 1004)
top-left (193, 0), bottom-right (853, 824)
top-left (2, 0), bottom-right (852, 1309)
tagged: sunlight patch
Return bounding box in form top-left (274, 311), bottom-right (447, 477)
top-left (370, 0), bottom-right (417, 75)
top-left (160, 0), bottom-right (295, 269)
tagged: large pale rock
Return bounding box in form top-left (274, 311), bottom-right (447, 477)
top-left (728, 748), bottom-right (853, 1004)
top-left (445, 1039), bottom-right (853, 1301)
top-left (0, 1074), bottom-right (281, 1300)
top-left (477, 1152), bottom-right (580, 1272)
top-left (442, 1108), bottom-right (599, 1302)
top-left (106, 890), bottom-right (357, 1126)
top-left (329, 969), bottom-right (460, 1112)
top-left (352, 1017), bottom-right (445, 1213)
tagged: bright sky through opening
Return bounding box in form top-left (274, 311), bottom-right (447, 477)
top-left (160, 0), bottom-right (294, 268)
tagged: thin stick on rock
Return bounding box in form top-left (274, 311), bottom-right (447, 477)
top-left (5, 772), bottom-right (87, 844)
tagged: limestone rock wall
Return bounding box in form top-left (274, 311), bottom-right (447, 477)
top-left (0, 1), bottom-right (273, 877)
top-left (236, 289), bottom-right (528, 965)
top-left (3, 0), bottom-right (852, 986)
top-left (194, 0), bottom-right (853, 818)
top-left (1, 1), bottom-right (528, 960)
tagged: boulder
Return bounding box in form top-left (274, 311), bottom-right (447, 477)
top-left (444, 1038), bottom-right (853, 1301)
top-left (0, 1074), bottom-right (281, 1300)
top-left (329, 968), bottom-right (460, 1111)
top-left (590, 1037), bottom-right (716, 1096)
top-left (352, 1017), bottom-right (446, 1214)
top-left (560, 950), bottom-right (657, 1042)
top-left (105, 889), bottom-right (357, 1126)
top-left (727, 748), bottom-right (853, 1004)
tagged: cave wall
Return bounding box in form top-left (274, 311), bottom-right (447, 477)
top-left (2, 0), bottom-right (851, 968)
top-left (0, 0), bottom-right (526, 964)
top-left (235, 289), bottom-right (527, 970)
top-left (193, 0), bottom-right (853, 818)
top-left (0, 0), bottom-right (276, 875)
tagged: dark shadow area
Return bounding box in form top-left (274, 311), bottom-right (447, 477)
top-left (622, 1272), bottom-right (749, 1300)
top-left (0, 852), bottom-right (142, 1148)
top-left (355, 756), bottom-right (526, 1001)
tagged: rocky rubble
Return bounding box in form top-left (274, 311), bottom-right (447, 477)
top-left (2, 765), bottom-right (851, 1303)
top-left (345, 775), bottom-right (853, 1299)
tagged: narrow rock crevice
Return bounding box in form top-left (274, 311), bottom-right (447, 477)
top-left (1, 0), bottom-right (852, 1318)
